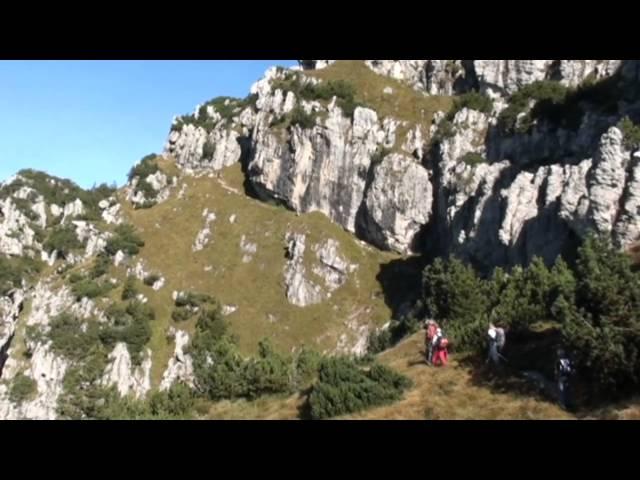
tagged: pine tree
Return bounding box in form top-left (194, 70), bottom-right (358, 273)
top-left (560, 235), bottom-right (640, 394)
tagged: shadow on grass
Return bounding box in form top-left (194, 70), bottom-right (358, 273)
top-left (296, 387), bottom-right (314, 420)
top-left (375, 256), bottom-right (426, 320)
top-left (460, 326), bottom-right (566, 407)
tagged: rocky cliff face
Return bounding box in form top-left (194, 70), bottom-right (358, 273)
top-left (165, 66), bottom-right (433, 254)
top-left (0, 170), bottom-right (160, 418)
top-left (164, 59), bottom-right (639, 265)
top-left (361, 153), bottom-right (433, 252)
top-left (300, 60), bottom-right (623, 98)
top-left (248, 103), bottom-right (384, 235)
top-left (430, 117), bottom-right (640, 268)
top-left (0, 282), bottom-right (74, 419)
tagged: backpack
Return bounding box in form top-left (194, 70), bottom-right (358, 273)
top-left (495, 328), bottom-right (506, 350)
top-left (558, 358), bottom-right (572, 376)
top-left (434, 329), bottom-right (448, 349)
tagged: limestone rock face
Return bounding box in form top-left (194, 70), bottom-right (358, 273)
top-left (62, 198), bottom-right (85, 223)
top-left (193, 209), bottom-right (217, 252)
top-left (283, 233), bottom-right (356, 306)
top-left (0, 282), bottom-right (75, 420)
top-left (126, 164), bottom-right (176, 209)
top-left (300, 60), bottom-right (623, 97)
top-left (102, 343), bottom-right (152, 399)
top-left (0, 289), bottom-right (25, 376)
top-left (361, 153), bottom-right (433, 253)
top-left (100, 198), bottom-right (123, 225)
top-left (283, 233), bottom-right (324, 307)
top-left (164, 95), bottom-right (257, 173)
top-left (247, 103), bottom-right (390, 235)
top-left (430, 120), bottom-right (640, 268)
top-left (159, 329), bottom-right (194, 391)
top-left (72, 221), bottom-right (109, 258)
top-left (0, 197), bottom-right (37, 256)
top-left (164, 59), bottom-right (638, 265)
top-left (312, 238), bottom-right (357, 294)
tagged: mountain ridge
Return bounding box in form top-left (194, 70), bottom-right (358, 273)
top-left (1, 59), bottom-right (639, 419)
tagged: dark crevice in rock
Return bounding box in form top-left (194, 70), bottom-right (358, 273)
top-left (376, 255), bottom-right (426, 321)
top-left (0, 331), bottom-right (15, 379)
top-left (0, 290), bottom-right (24, 379)
top-left (354, 158), bottom-right (385, 250)
top-left (547, 60), bottom-right (563, 82)
top-left (613, 152), bottom-right (639, 245)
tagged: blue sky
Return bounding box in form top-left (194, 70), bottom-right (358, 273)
top-left (0, 60), bottom-right (296, 188)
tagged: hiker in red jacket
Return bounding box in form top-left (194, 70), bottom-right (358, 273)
top-left (431, 327), bottom-right (449, 367)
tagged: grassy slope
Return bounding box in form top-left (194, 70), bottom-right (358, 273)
top-left (111, 64), bottom-right (454, 387)
top-left (199, 332), bottom-right (576, 420)
top-left (118, 162), bottom-right (399, 388)
top-left (344, 333), bottom-right (572, 420)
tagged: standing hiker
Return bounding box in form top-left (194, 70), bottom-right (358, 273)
top-left (431, 327), bottom-right (449, 367)
top-left (424, 320), bottom-right (438, 364)
top-left (487, 323), bottom-right (506, 366)
top-left (555, 348), bottom-right (573, 409)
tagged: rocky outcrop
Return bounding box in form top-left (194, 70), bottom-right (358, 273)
top-left (297, 60), bottom-right (335, 71)
top-left (102, 343), bottom-right (152, 399)
top-left (585, 128), bottom-right (629, 237)
top-left (0, 346), bottom-right (68, 420)
top-left (312, 239), bottom-right (357, 294)
top-left (162, 60), bottom-right (635, 260)
top-left (126, 170), bottom-right (176, 208)
top-left (166, 124), bottom-right (208, 169)
top-left (0, 282), bottom-right (74, 420)
top-left (559, 60), bottom-right (622, 88)
top-left (152, 277), bottom-right (165, 291)
top-left (114, 250), bottom-right (126, 267)
top-left (614, 152), bottom-right (640, 247)
top-left (248, 102), bottom-right (393, 234)
top-left (72, 220), bottom-right (109, 258)
top-left (361, 153), bottom-right (433, 253)
top-left (365, 60), bottom-right (430, 90)
top-left (100, 198), bottom-right (123, 225)
top-left (159, 328), bottom-right (194, 391)
top-left (61, 198), bottom-right (84, 223)
top-left (430, 113), bottom-right (640, 268)
top-left (284, 233), bottom-right (355, 306)
top-left (193, 209), bottom-right (216, 252)
top-left (335, 315), bottom-right (374, 357)
top-left (0, 197), bottom-right (37, 257)
top-left (164, 98), bottom-right (256, 173)
top-left (167, 123), bottom-right (244, 172)
top-left (284, 233), bottom-right (323, 307)
top-left (221, 304), bottom-right (238, 316)
top-left (162, 59), bottom-right (638, 267)
top-left (168, 68), bottom-right (395, 242)
top-left (300, 60), bottom-right (622, 98)
top-left (474, 60), bottom-right (552, 98)
top-left (240, 235), bottom-right (257, 263)
top-left (0, 289), bottom-right (24, 376)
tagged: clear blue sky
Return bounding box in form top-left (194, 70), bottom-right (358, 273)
top-left (0, 60), bottom-right (296, 188)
